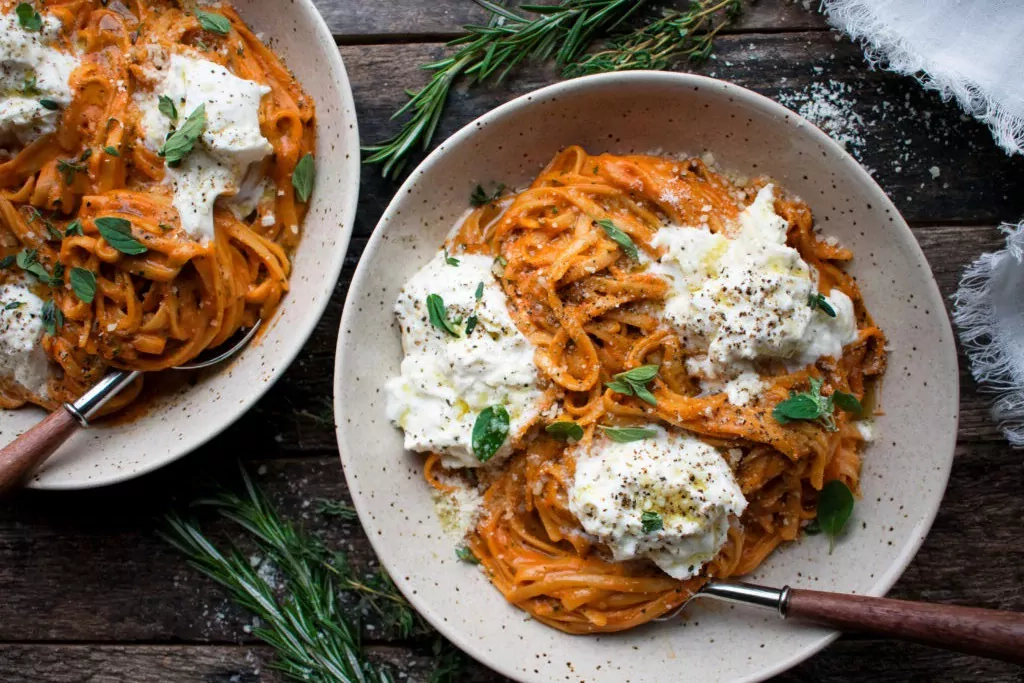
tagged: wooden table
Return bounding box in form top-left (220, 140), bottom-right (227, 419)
top-left (3, 1), bottom-right (1024, 681)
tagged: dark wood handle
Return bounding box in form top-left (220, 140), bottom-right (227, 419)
top-left (787, 588), bottom-right (1024, 664)
top-left (0, 407), bottom-right (80, 495)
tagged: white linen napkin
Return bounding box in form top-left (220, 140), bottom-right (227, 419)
top-left (821, 0), bottom-right (1024, 156)
top-left (953, 222), bottom-right (1024, 446)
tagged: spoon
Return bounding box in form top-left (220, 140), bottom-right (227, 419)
top-left (0, 321), bottom-right (262, 494)
top-left (664, 579), bottom-right (1024, 664)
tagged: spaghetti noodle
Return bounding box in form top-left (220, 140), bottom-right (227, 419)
top-left (421, 147), bottom-right (886, 634)
top-left (0, 0), bottom-right (314, 415)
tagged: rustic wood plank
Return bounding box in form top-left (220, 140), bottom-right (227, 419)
top-left (344, 35), bottom-right (1024, 229)
top-left (312, 0), bottom-right (829, 42)
top-left (1, 436), bottom-right (1020, 645)
top-left (2, 639), bottom-right (1022, 683)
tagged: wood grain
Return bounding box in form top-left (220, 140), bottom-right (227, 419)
top-left (785, 589), bottom-right (1024, 664)
top-left (312, 0), bottom-right (830, 42)
top-left (5, 1), bottom-right (1024, 680)
top-left (0, 407), bottom-right (78, 495)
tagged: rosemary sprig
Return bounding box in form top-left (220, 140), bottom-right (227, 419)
top-left (364, 0), bottom-right (649, 178)
top-left (564, 0), bottom-right (742, 77)
top-left (160, 468), bottom-right (404, 682)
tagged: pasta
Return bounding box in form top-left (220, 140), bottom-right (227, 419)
top-left (424, 147), bottom-right (887, 634)
top-left (0, 0), bottom-right (315, 415)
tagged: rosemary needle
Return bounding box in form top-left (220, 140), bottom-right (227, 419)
top-left (364, 0), bottom-right (649, 178)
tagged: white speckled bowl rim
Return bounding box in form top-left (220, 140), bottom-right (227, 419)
top-left (335, 72), bottom-right (958, 683)
top-left (13, 0), bottom-right (360, 489)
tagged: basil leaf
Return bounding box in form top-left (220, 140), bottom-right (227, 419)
top-left (464, 314), bottom-right (478, 336)
top-left (41, 298), bottom-right (61, 335)
top-left (641, 511), bottom-right (663, 534)
top-left (158, 95), bottom-right (178, 122)
top-left (455, 546), bottom-right (480, 564)
top-left (443, 249), bottom-right (459, 267)
top-left (104, 146), bottom-right (120, 157)
top-left (69, 267), bottom-right (96, 304)
top-left (471, 405), bottom-right (509, 463)
top-left (291, 153), bottom-right (315, 203)
top-left (832, 391), bottom-right (862, 415)
top-left (49, 261), bottom-right (64, 287)
top-left (605, 364), bottom-right (659, 405)
top-left (815, 480), bottom-right (854, 554)
top-left (425, 294), bottom-right (460, 337)
top-left (474, 281), bottom-right (484, 301)
top-left (64, 219), bottom-right (83, 236)
top-left (545, 421), bottom-right (583, 442)
top-left (0, 255), bottom-right (14, 269)
top-left (470, 183), bottom-right (504, 207)
top-left (195, 9), bottom-right (231, 35)
top-left (159, 103), bottom-right (206, 165)
top-left (808, 292), bottom-right (837, 317)
top-left (16, 249), bottom-right (49, 281)
top-left (38, 98), bottom-right (59, 110)
top-left (16, 3), bottom-right (42, 31)
top-left (600, 426), bottom-right (658, 443)
top-left (95, 217), bottom-right (148, 255)
top-left (595, 218), bottom-right (638, 260)
top-left (771, 393), bottom-right (823, 423)
top-left (4, 301), bottom-right (23, 310)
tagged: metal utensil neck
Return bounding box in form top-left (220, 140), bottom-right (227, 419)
top-left (65, 369), bottom-right (141, 426)
top-left (699, 581), bottom-right (791, 618)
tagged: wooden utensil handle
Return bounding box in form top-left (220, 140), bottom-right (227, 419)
top-left (0, 407), bottom-right (80, 495)
top-left (787, 588), bottom-right (1024, 664)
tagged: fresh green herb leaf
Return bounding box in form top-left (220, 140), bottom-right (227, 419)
top-left (832, 391), bottom-right (862, 416)
top-left (16, 248), bottom-right (49, 281)
top-left (79, 147), bottom-right (92, 162)
top-left (158, 94), bottom-right (178, 122)
top-left (605, 364), bottom-right (659, 405)
top-left (470, 183), bottom-right (505, 207)
top-left (313, 498), bottom-right (358, 520)
top-left (16, 3), bottom-right (42, 31)
top-left (195, 9), bottom-right (231, 35)
top-left (599, 425), bottom-right (658, 443)
top-left (57, 158), bottom-right (85, 185)
top-left (104, 146), bottom-right (120, 157)
top-left (95, 217), bottom-right (148, 255)
top-left (808, 292), bottom-right (837, 317)
top-left (41, 298), bottom-right (61, 335)
top-left (772, 377), bottom-right (842, 431)
top-left (474, 281), bottom-right (484, 300)
top-left (815, 480), bottom-right (854, 554)
top-left (426, 293), bottom-right (460, 337)
top-left (64, 219), bottom-right (83, 236)
top-left (69, 267), bottom-right (96, 304)
top-left (291, 153), bottom-right (315, 203)
top-left (464, 314), bottom-right (478, 335)
top-left (0, 255), bottom-right (13, 269)
top-left (472, 405), bottom-right (509, 462)
top-left (443, 249), bottom-right (460, 267)
top-left (159, 103), bottom-right (206, 165)
top-left (455, 546), bottom-right (480, 564)
top-left (595, 218), bottom-right (638, 260)
top-left (640, 510), bottom-right (663, 534)
top-left (545, 421), bottom-right (584, 442)
top-left (38, 98), bottom-right (59, 110)
top-left (49, 261), bottom-right (64, 287)
top-left (4, 301), bottom-right (24, 311)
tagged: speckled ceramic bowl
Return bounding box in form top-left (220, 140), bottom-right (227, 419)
top-left (335, 72), bottom-right (957, 682)
top-left (8, 0), bottom-right (360, 489)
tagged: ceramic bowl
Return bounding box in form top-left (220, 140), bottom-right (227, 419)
top-left (12, 0), bottom-right (360, 489)
top-left (334, 71), bottom-right (957, 682)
